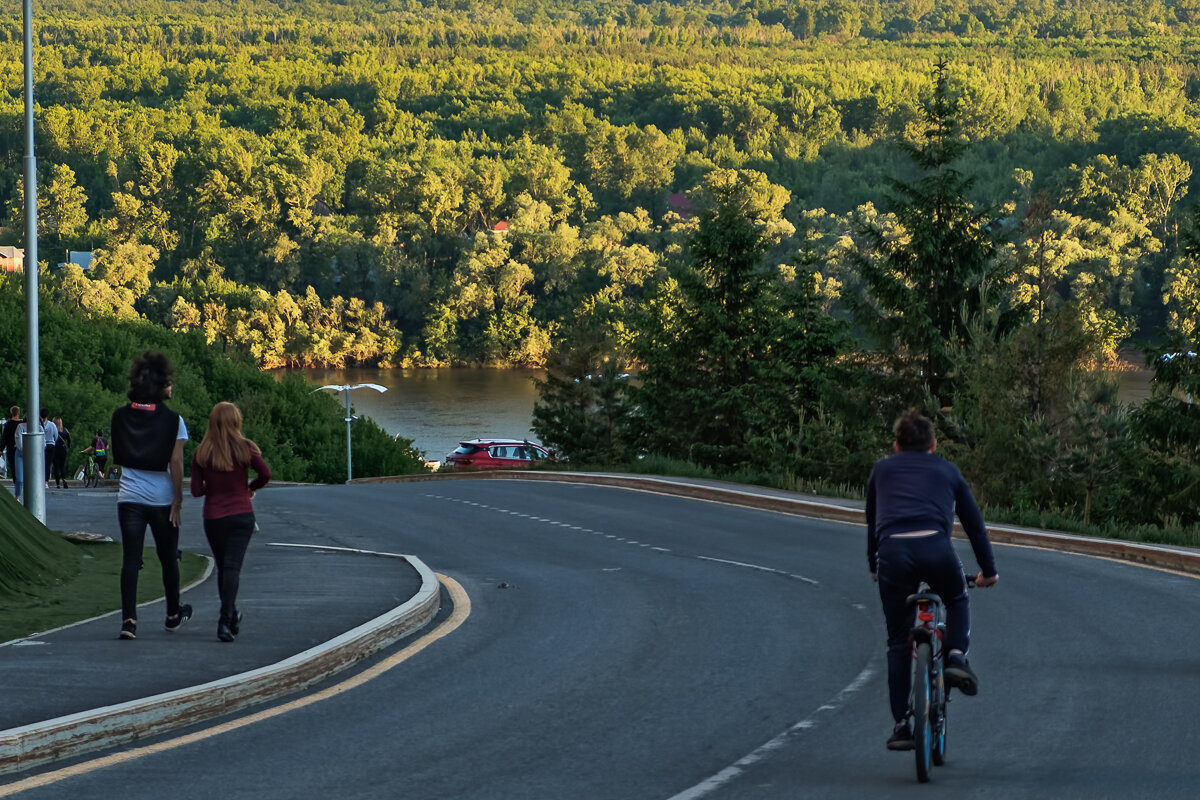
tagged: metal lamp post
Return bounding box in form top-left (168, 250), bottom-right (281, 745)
top-left (316, 383), bottom-right (387, 483)
top-left (22, 0), bottom-right (45, 522)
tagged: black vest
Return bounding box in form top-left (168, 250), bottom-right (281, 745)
top-left (110, 403), bottom-right (182, 471)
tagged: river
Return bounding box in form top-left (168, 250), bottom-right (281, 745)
top-left (286, 357), bottom-right (1156, 465)
top-left (287, 367), bottom-right (545, 463)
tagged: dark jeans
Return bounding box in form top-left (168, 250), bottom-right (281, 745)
top-left (118, 502), bottom-right (181, 621)
top-left (876, 534), bottom-right (969, 723)
top-left (44, 444), bottom-right (54, 482)
top-left (204, 513), bottom-right (255, 623)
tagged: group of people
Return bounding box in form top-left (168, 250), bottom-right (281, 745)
top-left (111, 350), bottom-right (271, 644)
top-left (1, 407), bottom-right (97, 499)
top-left (14, 348), bottom-right (999, 739)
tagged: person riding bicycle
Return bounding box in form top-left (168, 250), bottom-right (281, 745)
top-left (867, 410), bottom-right (999, 751)
top-left (81, 429), bottom-right (108, 479)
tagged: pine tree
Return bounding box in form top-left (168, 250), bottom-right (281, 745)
top-left (630, 170), bottom-right (847, 471)
top-left (851, 61), bottom-right (1013, 405)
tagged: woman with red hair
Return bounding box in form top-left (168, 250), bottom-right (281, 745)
top-left (191, 401), bottom-right (271, 643)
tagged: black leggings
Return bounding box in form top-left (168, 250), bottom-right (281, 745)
top-left (204, 513), bottom-right (255, 623)
top-left (118, 502), bottom-right (181, 621)
top-left (51, 445), bottom-right (67, 483)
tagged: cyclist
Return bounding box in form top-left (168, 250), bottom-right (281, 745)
top-left (867, 410), bottom-right (999, 751)
top-left (81, 429), bottom-right (108, 480)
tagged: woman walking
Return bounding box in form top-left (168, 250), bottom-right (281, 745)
top-left (190, 401), bottom-right (271, 642)
top-left (111, 351), bottom-right (190, 640)
top-left (52, 416), bottom-right (71, 488)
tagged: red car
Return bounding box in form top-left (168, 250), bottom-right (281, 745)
top-left (442, 438), bottom-right (553, 471)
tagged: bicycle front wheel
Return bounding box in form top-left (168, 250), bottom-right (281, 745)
top-left (913, 642), bottom-right (934, 783)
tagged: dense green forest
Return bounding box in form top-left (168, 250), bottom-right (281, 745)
top-left (3, 0), bottom-right (1200, 368)
top-left (0, 276), bottom-right (427, 482)
top-left (0, 0), bottom-right (1197, 534)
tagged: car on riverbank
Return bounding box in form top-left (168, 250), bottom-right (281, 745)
top-left (442, 438), bottom-right (554, 471)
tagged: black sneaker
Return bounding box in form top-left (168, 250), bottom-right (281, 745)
top-left (217, 621), bottom-right (235, 643)
top-left (119, 619), bottom-right (137, 640)
top-left (164, 604), bottom-right (193, 632)
top-left (887, 721), bottom-right (915, 751)
top-left (945, 653), bottom-right (979, 696)
top-left (229, 610), bottom-right (242, 637)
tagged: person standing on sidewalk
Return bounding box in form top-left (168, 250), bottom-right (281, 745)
top-left (40, 410), bottom-right (59, 489)
top-left (190, 401), bottom-right (271, 642)
top-left (110, 351), bottom-right (191, 641)
top-left (52, 416), bottom-right (71, 488)
top-left (2, 406), bottom-right (20, 495)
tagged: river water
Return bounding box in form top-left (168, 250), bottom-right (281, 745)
top-left (288, 367), bottom-right (545, 462)
top-left (285, 358), bottom-right (1155, 465)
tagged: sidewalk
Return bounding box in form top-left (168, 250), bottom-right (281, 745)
top-left (0, 487), bottom-right (439, 775)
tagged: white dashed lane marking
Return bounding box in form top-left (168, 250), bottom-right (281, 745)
top-left (422, 494), bottom-right (825, 587)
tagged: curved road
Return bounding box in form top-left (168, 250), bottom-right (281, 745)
top-left (14, 478), bottom-right (1200, 798)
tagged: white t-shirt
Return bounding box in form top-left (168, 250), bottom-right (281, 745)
top-left (117, 416), bottom-right (189, 506)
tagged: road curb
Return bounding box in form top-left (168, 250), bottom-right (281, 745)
top-left (0, 554), bottom-right (441, 776)
top-left (359, 470), bottom-right (1200, 576)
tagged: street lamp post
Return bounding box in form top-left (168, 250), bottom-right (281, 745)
top-left (22, 0), bottom-right (45, 523)
top-left (316, 383), bottom-right (387, 483)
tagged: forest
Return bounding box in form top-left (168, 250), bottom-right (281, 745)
top-left (2, 0), bottom-right (1200, 369)
top-left (0, 0), bottom-right (1197, 530)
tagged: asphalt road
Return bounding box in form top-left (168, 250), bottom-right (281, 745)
top-left (13, 478), bottom-right (1200, 799)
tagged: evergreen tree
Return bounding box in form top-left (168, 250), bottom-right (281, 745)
top-left (850, 61), bottom-right (1013, 405)
top-left (630, 170), bottom-right (846, 471)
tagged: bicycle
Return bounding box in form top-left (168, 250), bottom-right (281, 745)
top-left (76, 451), bottom-right (101, 488)
top-left (906, 578), bottom-right (974, 783)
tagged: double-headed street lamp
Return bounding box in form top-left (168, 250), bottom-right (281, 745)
top-left (316, 383), bottom-right (387, 483)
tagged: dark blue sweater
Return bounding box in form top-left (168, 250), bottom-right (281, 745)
top-left (866, 450), bottom-right (997, 576)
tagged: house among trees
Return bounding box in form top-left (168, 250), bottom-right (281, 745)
top-left (491, 220), bottom-right (510, 233)
top-left (667, 193), bottom-right (693, 219)
top-left (59, 250), bottom-right (93, 271)
top-left (0, 246), bottom-right (24, 273)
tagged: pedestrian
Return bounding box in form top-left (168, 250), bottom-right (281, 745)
top-left (40, 409), bottom-right (58, 489)
top-left (110, 351), bottom-right (191, 641)
top-left (52, 416), bottom-right (71, 488)
top-left (81, 429), bottom-right (108, 481)
top-left (10, 410), bottom-right (26, 502)
top-left (190, 401), bottom-right (271, 642)
top-left (2, 406), bottom-right (19, 496)
top-left (866, 410), bottom-right (999, 751)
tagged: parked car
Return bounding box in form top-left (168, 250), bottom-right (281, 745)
top-left (442, 438), bottom-right (553, 471)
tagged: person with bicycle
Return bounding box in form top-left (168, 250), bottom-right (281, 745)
top-left (81, 429), bottom-right (108, 480)
top-left (867, 410), bottom-right (999, 751)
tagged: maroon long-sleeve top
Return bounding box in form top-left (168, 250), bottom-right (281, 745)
top-left (190, 449), bottom-right (271, 519)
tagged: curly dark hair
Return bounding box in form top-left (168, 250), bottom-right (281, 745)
top-left (127, 351), bottom-right (175, 403)
top-left (893, 409), bottom-right (935, 452)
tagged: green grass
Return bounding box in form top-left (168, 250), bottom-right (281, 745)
top-left (0, 542), bottom-right (209, 643)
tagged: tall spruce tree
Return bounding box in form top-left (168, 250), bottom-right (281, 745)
top-left (630, 170), bottom-right (846, 471)
top-left (851, 61), bottom-right (1013, 405)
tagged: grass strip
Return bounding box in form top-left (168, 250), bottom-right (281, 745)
top-left (0, 542), bottom-right (208, 643)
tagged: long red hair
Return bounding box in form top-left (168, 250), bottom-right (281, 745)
top-left (194, 402), bottom-right (259, 471)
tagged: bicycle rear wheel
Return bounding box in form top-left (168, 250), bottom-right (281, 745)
top-left (931, 658), bottom-right (948, 765)
top-left (913, 642), bottom-right (934, 783)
